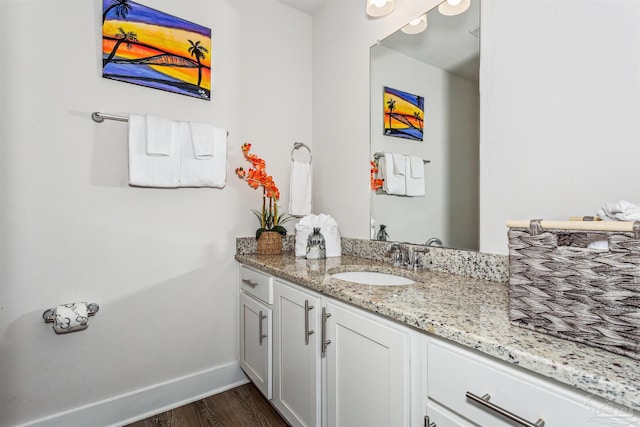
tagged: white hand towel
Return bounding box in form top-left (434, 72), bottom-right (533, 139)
top-left (179, 122), bottom-right (227, 188)
top-left (295, 214), bottom-right (341, 257)
top-left (406, 155), bottom-right (425, 196)
top-left (189, 121), bottom-right (215, 159)
top-left (145, 114), bottom-right (174, 156)
top-left (392, 152), bottom-right (406, 175)
top-left (381, 153), bottom-right (406, 195)
top-left (409, 155), bottom-right (424, 178)
top-left (128, 114), bottom-right (181, 188)
top-left (289, 159), bottom-right (312, 216)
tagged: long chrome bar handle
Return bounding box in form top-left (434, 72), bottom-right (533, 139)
top-left (466, 392), bottom-right (545, 427)
top-left (304, 300), bottom-right (315, 345)
top-left (424, 415), bottom-right (436, 427)
top-left (258, 311), bottom-right (268, 345)
top-left (321, 307), bottom-right (332, 355)
top-left (242, 279), bottom-right (258, 288)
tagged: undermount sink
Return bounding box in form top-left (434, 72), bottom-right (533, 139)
top-left (330, 271), bottom-right (414, 286)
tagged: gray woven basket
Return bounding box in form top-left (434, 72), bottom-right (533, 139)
top-left (508, 220), bottom-right (640, 360)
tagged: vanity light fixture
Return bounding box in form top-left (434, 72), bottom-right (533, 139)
top-left (401, 14), bottom-right (427, 34)
top-left (438, 0), bottom-right (470, 16)
top-left (366, 0), bottom-right (395, 17)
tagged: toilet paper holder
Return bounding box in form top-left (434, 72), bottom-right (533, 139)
top-left (43, 302), bottom-right (100, 333)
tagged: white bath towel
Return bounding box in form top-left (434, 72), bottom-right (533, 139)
top-left (295, 214), bottom-right (341, 257)
top-left (145, 114), bottom-right (174, 156)
top-left (128, 114), bottom-right (181, 188)
top-left (189, 121), bottom-right (215, 159)
top-left (289, 159), bottom-right (312, 216)
top-left (380, 153), bottom-right (406, 195)
top-left (405, 156), bottom-right (425, 196)
top-left (179, 122), bottom-right (227, 188)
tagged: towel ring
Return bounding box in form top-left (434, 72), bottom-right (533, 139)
top-left (291, 142), bottom-right (312, 163)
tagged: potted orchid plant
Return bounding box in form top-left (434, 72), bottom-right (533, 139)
top-left (236, 143), bottom-right (293, 253)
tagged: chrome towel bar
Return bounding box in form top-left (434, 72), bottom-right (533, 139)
top-left (92, 111), bottom-right (230, 136)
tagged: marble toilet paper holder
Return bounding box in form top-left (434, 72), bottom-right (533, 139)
top-left (43, 302), bottom-right (100, 334)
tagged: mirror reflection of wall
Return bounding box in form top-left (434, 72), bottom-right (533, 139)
top-left (370, 0), bottom-right (480, 250)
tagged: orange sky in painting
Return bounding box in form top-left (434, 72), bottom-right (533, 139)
top-left (103, 20), bottom-right (211, 68)
top-left (384, 93), bottom-right (423, 129)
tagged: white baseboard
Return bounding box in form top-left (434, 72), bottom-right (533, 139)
top-left (19, 362), bottom-right (249, 427)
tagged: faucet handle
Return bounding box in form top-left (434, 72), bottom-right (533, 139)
top-left (411, 247), bottom-right (429, 270)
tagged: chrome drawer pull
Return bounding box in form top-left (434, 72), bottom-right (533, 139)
top-left (305, 300), bottom-right (315, 345)
top-left (258, 311), bottom-right (268, 345)
top-left (321, 307), bottom-right (332, 355)
top-left (242, 278), bottom-right (258, 288)
top-left (466, 392), bottom-right (545, 427)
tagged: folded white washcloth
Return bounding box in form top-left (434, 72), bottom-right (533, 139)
top-left (597, 200), bottom-right (640, 221)
top-left (392, 152), bottom-right (406, 175)
top-left (189, 121), bottom-right (215, 159)
top-left (295, 213), bottom-right (341, 257)
top-left (128, 114), bottom-right (181, 188)
top-left (587, 239), bottom-right (609, 250)
top-left (381, 153), bottom-right (406, 195)
top-left (179, 122), bottom-right (227, 188)
top-left (289, 159), bottom-right (312, 216)
top-left (405, 156), bottom-right (425, 196)
top-left (145, 114), bottom-right (174, 156)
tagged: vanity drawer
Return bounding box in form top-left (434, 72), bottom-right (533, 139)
top-left (427, 339), bottom-right (634, 427)
top-left (240, 265), bottom-right (273, 304)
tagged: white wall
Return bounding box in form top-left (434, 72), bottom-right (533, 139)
top-left (479, 0), bottom-right (640, 253)
top-left (0, 1), bottom-right (311, 426)
top-left (370, 45), bottom-right (478, 248)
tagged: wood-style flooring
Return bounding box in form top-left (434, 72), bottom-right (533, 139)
top-left (125, 382), bottom-right (289, 427)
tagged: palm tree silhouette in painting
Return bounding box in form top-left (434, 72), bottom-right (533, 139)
top-left (103, 0), bottom-right (132, 23)
top-left (386, 98), bottom-right (396, 131)
top-left (103, 27), bottom-right (138, 67)
top-left (188, 40), bottom-right (208, 88)
top-left (413, 111), bottom-right (423, 129)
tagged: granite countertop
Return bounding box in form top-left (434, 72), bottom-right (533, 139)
top-left (235, 252), bottom-right (640, 412)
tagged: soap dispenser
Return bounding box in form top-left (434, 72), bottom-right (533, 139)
top-left (306, 227), bottom-right (326, 259)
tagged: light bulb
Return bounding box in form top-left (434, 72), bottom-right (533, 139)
top-left (366, 0), bottom-right (395, 17)
top-left (401, 14), bottom-right (427, 34)
top-left (439, 0), bottom-right (470, 16)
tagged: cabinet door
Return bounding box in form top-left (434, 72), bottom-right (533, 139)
top-left (239, 292), bottom-right (272, 399)
top-left (324, 300), bottom-right (410, 427)
top-left (272, 280), bottom-right (322, 427)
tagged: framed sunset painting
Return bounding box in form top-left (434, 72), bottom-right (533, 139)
top-left (102, 0), bottom-right (212, 100)
top-left (383, 86), bottom-right (424, 141)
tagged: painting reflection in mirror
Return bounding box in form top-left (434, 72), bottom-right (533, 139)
top-left (370, 0), bottom-right (479, 250)
top-left (383, 86), bottom-right (424, 141)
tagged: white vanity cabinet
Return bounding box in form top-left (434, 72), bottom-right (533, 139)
top-left (426, 338), bottom-right (639, 427)
top-left (324, 299), bottom-right (411, 427)
top-left (239, 266), bottom-right (273, 399)
top-left (272, 279), bottom-right (322, 427)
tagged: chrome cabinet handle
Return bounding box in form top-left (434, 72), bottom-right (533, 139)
top-left (304, 300), bottom-right (315, 345)
top-left (321, 307), bottom-right (332, 355)
top-left (242, 278), bottom-right (258, 288)
top-left (466, 392), bottom-right (545, 427)
top-left (258, 311), bottom-right (268, 345)
top-left (424, 415), bottom-right (436, 427)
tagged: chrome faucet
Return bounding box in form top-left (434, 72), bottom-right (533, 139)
top-left (426, 237), bottom-right (443, 247)
top-left (386, 242), bottom-right (409, 268)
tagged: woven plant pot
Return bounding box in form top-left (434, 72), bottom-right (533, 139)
top-left (257, 231), bottom-right (283, 255)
